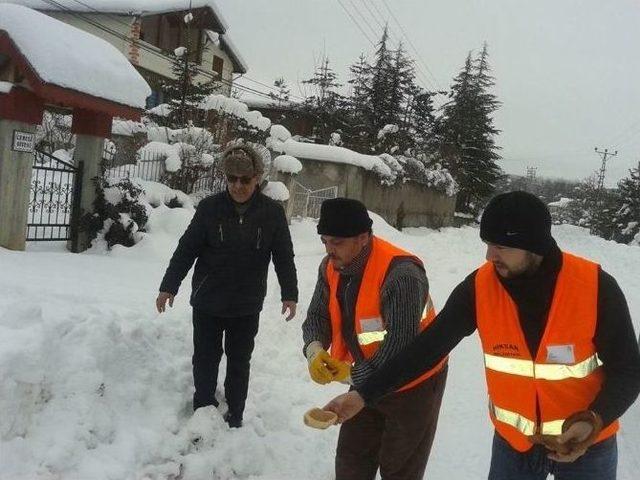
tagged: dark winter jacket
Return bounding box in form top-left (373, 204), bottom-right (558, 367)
top-left (358, 243), bottom-right (640, 429)
top-left (159, 190), bottom-right (298, 317)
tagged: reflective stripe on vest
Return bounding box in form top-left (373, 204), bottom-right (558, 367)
top-left (490, 403), bottom-right (565, 436)
top-left (484, 353), bottom-right (602, 380)
top-left (357, 330), bottom-right (388, 346)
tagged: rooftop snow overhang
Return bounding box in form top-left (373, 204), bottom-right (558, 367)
top-left (7, 1), bottom-right (229, 33)
top-left (0, 32), bottom-right (142, 120)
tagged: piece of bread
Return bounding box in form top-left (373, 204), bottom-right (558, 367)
top-left (303, 408), bottom-right (338, 429)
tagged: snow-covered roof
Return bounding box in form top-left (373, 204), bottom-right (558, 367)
top-left (2, 1), bottom-right (229, 31)
top-left (218, 33), bottom-right (247, 74)
top-left (0, 4), bottom-right (150, 109)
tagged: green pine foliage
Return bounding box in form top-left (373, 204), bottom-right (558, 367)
top-left (437, 43), bottom-right (502, 213)
top-left (611, 162), bottom-right (640, 244)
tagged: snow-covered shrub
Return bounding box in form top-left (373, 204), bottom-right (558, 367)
top-left (377, 154), bottom-right (458, 196)
top-left (81, 177), bottom-right (148, 249)
top-left (611, 162), bottom-right (640, 245)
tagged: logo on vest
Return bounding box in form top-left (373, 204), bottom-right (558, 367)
top-left (492, 343), bottom-right (521, 357)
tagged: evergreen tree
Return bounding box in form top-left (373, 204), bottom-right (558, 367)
top-left (611, 162), bottom-right (640, 244)
top-left (269, 77), bottom-right (290, 106)
top-left (343, 53), bottom-right (373, 152)
top-left (368, 27), bottom-right (399, 142)
top-left (160, 14), bottom-right (218, 129)
top-left (438, 43), bottom-right (502, 212)
top-left (301, 57), bottom-right (346, 143)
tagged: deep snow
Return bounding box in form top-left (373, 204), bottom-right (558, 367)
top-left (1, 209), bottom-right (639, 479)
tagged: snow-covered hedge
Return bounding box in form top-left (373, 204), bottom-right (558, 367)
top-left (268, 125), bottom-right (457, 196)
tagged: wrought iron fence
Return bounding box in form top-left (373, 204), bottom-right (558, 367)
top-left (27, 150), bottom-right (82, 244)
top-left (102, 148), bottom-right (166, 182)
top-left (101, 147), bottom-right (225, 195)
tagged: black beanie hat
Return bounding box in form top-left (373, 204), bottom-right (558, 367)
top-left (317, 198), bottom-right (373, 237)
top-left (480, 191), bottom-right (554, 255)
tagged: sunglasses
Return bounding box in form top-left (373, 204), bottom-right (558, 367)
top-left (226, 174), bottom-right (254, 185)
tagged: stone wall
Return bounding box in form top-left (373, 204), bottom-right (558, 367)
top-left (277, 157), bottom-right (456, 229)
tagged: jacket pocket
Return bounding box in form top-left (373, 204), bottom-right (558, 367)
top-left (192, 274), bottom-right (210, 301)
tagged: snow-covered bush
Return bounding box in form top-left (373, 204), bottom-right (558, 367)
top-left (611, 162), bottom-right (640, 245)
top-left (81, 177), bottom-right (148, 249)
top-left (390, 155), bottom-right (458, 196)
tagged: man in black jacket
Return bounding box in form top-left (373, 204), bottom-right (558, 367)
top-left (156, 145), bottom-right (298, 428)
top-left (325, 191), bottom-right (640, 479)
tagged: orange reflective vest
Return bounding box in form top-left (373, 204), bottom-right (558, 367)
top-left (326, 236), bottom-right (447, 392)
top-left (475, 251), bottom-right (619, 452)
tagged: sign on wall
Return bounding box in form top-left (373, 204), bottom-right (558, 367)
top-left (12, 130), bottom-right (35, 153)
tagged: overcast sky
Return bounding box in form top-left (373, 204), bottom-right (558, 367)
top-left (219, 0), bottom-right (640, 185)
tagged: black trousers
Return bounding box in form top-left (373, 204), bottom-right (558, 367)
top-left (192, 309), bottom-right (260, 417)
top-left (335, 365), bottom-right (448, 480)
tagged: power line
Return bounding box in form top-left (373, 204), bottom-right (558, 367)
top-left (38, 0), bottom-right (278, 101)
top-left (348, 0), bottom-right (381, 40)
top-left (378, 0), bottom-right (442, 90)
top-left (359, 0), bottom-right (436, 91)
top-left (335, 0), bottom-right (376, 46)
top-left (359, 0), bottom-right (385, 30)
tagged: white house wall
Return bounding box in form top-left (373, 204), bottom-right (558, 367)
top-left (46, 12), bottom-right (233, 96)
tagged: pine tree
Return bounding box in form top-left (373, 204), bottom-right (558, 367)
top-left (343, 53), bottom-right (373, 152)
top-left (438, 44), bottom-right (502, 213)
top-left (301, 57), bottom-right (346, 143)
top-left (380, 43), bottom-right (423, 155)
top-left (369, 27), bottom-right (398, 141)
top-left (269, 77), bottom-right (290, 106)
top-left (611, 162), bottom-right (640, 244)
top-left (160, 14), bottom-right (218, 129)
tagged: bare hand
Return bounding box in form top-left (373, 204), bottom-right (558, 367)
top-left (323, 391), bottom-right (365, 424)
top-left (547, 420), bottom-right (594, 462)
top-left (156, 292), bottom-right (175, 313)
top-left (282, 301), bottom-right (297, 321)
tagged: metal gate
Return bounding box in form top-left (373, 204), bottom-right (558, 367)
top-left (27, 150), bottom-right (83, 244)
top-left (291, 181), bottom-right (338, 218)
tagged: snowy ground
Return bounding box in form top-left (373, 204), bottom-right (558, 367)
top-left (1, 207), bottom-right (639, 480)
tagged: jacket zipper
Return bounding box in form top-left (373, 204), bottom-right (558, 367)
top-left (256, 227), bottom-right (262, 249)
top-left (239, 215), bottom-right (244, 225)
top-left (193, 274), bottom-right (209, 299)
top-left (218, 224), bottom-right (224, 242)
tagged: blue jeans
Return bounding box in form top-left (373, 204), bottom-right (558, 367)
top-left (488, 432), bottom-right (617, 480)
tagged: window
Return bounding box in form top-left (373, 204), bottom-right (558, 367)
top-left (213, 55), bottom-right (224, 78)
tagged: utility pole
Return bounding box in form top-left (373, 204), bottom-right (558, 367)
top-left (526, 166), bottom-right (537, 191)
top-left (594, 147), bottom-right (617, 192)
